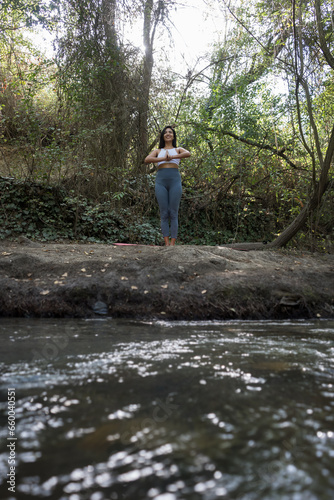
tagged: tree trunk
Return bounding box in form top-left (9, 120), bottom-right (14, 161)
top-left (137, 0), bottom-right (159, 170)
top-left (268, 124), bottom-right (334, 248)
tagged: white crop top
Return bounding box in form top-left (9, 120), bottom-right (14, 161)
top-left (157, 148), bottom-right (180, 167)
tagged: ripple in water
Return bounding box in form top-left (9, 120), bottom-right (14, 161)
top-left (0, 318), bottom-right (334, 499)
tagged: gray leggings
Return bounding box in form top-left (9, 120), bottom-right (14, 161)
top-left (155, 168), bottom-right (182, 239)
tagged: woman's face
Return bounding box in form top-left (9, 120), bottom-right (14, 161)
top-left (164, 128), bottom-right (174, 143)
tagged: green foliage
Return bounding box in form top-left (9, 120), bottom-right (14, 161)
top-left (0, 178), bottom-right (161, 244)
top-left (178, 192), bottom-right (276, 246)
top-left (0, 0), bottom-right (57, 29)
top-left (0, 172), bottom-right (332, 249)
top-left (55, 0), bottom-right (144, 183)
top-left (0, 0), bottom-right (333, 251)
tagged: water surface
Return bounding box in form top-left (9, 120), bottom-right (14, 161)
top-left (1, 318), bottom-right (334, 499)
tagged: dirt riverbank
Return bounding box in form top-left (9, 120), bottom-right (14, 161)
top-left (0, 239), bottom-right (333, 320)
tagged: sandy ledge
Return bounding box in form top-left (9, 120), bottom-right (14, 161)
top-left (0, 239), bottom-right (333, 320)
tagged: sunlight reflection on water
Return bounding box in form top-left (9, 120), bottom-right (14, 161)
top-left (0, 318), bottom-right (334, 499)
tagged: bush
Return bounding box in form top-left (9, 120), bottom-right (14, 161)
top-left (0, 178), bottom-right (161, 244)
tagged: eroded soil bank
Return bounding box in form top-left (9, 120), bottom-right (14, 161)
top-left (0, 239), bottom-right (333, 320)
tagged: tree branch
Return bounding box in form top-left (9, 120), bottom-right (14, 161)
top-left (315, 0), bottom-right (334, 69)
top-left (174, 55), bottom-right (235, 123)
top-left (217, 128), bottom-right (300, 171)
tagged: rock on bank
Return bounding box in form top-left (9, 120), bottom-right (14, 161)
top-left (0, 240), bottom-right (333, 320)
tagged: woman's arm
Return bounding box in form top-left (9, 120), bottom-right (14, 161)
top-left (144, 149), bottom-right (166, 164)
top-left (172, 147), bottom-right (191, 160)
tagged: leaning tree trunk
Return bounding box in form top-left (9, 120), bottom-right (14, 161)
top-left (267, 0), bottom-right (334, 249)
top-left (268, 124), bottom-right (334, 248)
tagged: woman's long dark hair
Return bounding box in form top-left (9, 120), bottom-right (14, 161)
top-left (159, 126), bottom-right (177, 148)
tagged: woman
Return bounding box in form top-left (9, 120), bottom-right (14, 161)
top-left (144, 126), bottom-right (191, 246)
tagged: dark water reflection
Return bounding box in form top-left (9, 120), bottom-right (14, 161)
top-left (0, 318), bottom-right (334, 499)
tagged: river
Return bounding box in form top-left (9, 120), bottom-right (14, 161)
top-left (1, 318), bottom-right (334, 499)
